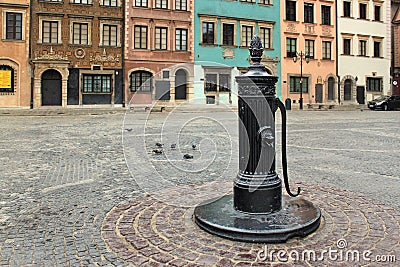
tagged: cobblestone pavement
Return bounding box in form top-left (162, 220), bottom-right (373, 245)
top-left (0, 108), bottom-right (399, 266)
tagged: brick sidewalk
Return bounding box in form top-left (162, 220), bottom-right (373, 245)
top-left (102, 181), bottom-right (399, 266)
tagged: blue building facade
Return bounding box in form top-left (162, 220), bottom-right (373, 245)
top-left (194, 0), bottom-right (281, 105)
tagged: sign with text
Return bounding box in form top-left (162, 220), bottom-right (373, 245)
top-left (0, 70), bottom-right (12, 89)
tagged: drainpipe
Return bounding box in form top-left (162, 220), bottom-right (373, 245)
top-left (336, 0), bottom-right (340, 105)
top-left (29, 0), bottom-right (34, 109)
top-left (121, 0), bottom-right (125, 108)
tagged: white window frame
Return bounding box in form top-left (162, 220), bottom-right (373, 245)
top-left (38, 16), bottom-right (62, 44)
top-left (100, 21), bottom-right (121, 47)
top-left (2, 10), bottom-right (26, 41)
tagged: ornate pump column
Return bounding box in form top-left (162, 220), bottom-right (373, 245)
top-left (194, 36), bottom-right (321, 242)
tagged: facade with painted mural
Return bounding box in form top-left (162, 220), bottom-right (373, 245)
top-left (281, 0), bottom-right (337, 108)
top-left (125, 0), bottom-right (194, 106)
top-left (194, 0), bottom-right (281, 106)
top-left (0, 0), bottom-right (30, 107)
top-left (30, 0), bottom-right (124, 108)
top-left (338, 0), bottom-right (391, 104)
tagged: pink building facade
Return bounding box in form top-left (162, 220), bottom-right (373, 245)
top-left (281, 0), bottom-right (337, 108)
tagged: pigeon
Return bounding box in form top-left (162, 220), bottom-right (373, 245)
top-left (152, 149), bottom-right (163, 155)
top-left (155, 142), bottom-right (163, 148)
top-left (125, 128), bottom-right (133, 132)
top-left (170, 144), bottom-right (176, 149)
top-left (183, 153), bottom-right (193, 159)
top-left (192, 144), bottom-right (197, 150)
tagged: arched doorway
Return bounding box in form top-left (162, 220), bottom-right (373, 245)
top-left (41, 69), bottom-right (62, 106)
top-left (327, 77), bottom-right (335, 101)
top-left (175, 69), bottom-right (187, 100)
top-left (344, 79), bottom-right (352, 101)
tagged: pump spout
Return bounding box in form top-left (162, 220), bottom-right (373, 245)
top-left (277, 99), bottom-right (301, 197)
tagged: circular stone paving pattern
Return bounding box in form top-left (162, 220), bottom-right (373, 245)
top-left (101, 182), bottom-right (400, 266)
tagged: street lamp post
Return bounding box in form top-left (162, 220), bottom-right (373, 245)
top-left (293, 52), bottom-right (309, 110)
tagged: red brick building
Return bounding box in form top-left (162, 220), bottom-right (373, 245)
top-left (125, 0), bottom-right (194, 105)
top-left (31, 0), bottom-right (124, 108)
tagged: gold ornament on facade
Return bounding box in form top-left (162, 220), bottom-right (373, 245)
top-left (34, 47), bottom-right (69, 61)
top-left (74, 48), bottom-right (86, 59)
top-left (89, 49), bottom-right (120, 63)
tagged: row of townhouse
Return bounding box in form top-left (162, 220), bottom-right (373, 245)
top-left (0, 0), bottom-right (394, 108)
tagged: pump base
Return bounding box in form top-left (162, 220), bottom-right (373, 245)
top-left (194, 195), bottom-right (321, 243)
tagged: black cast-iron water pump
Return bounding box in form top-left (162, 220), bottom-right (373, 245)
top-left (194, 36), bottom-right (321, 243)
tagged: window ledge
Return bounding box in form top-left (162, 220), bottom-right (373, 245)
top-left (71, 3), bottom-right (93, 7)
top-left (283, 19), bottom-right (299, 23)
top-left (2, 39), bottom-right (25, 43)
top-left (100, 5), bottom-right (120, 8)
top-left (220, 45), bottom-right (237, 48)
top-left (200, 43), bottom-right (217, 47)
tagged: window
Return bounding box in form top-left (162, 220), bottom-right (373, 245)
top-left (222, 24), bottom-right (234, 46)
top-left (205, 74), bottom-right (217, 92)
top-left (72, 0), bottom-right (91, 4)
top-left (286, 37), bottom-right (296, 57)
top-left (130, 71), bottom-right (152, 92)
top-left (175, 28), bottom-right (187, 51)
top-left (367, 77), bottom-right (382, 92)
top-left (304, 3), bottom-right (314, 23)
top-left (343, 1), bottom-right (351, 17)
top-left (241, 25), bottom-right (253, 47)
top-left (374, 41), bottom-right (381, 57)
top-left (204, 73), bottom-right (231, 92)
top-left (83, 75), bottom-right (112, 93)
top-left (134, 26), bottom-right (147, 49)
top-left (321, 5), bottom-right (331, 25)
top-left (286, 0), bottom-right (296, 21)
top-left (305, 39), bottom-right (314, 59)
top-left (176, 0), bottom-right (186, 10)
top-left (102, 24), bottom-right (118, 46)
top-left (102, 0), bottom-right (117, 7)
top-left (322, 41), bottom-right (331, 59)
top-left (359, 40), bottom-right (367, 56)
top-left (289, 76), bottom-right (308, 93)
top-left (359, 3), bottom-right (367, 19)
top-left (135, 0), bottom-right (147, 7)
top-left (259, 27), bottom-right (271, 49)
top-left (343, 38), bottom-right (351, 55)
top-left (72, 22), bottom-right (88, 45)
top-left (0, 65), bottom-right (14, 93)
top-left (6, 12), bottom-right (22, 40)
top-left (202, 22), bottom-right (214, 44)
top-left (219, 74), bottom-right (231, 92)
top-left (241, 0), bottom-right (255, 2)
top-left (42, 21), bottom-right (59, 44)
top-left (374, 5), bottom-right (381, 21)
top-left (155, 27), bottom-right (167, 50)
top-left (155, 0), bottom-right (168, 9)
top-left (39, 0), bottom-right (62, 2)
top-left (259, 0), bottom-right (271, 4)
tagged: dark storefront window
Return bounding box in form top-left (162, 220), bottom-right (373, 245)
top-left (83, 75), bottom-right (112, 93)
